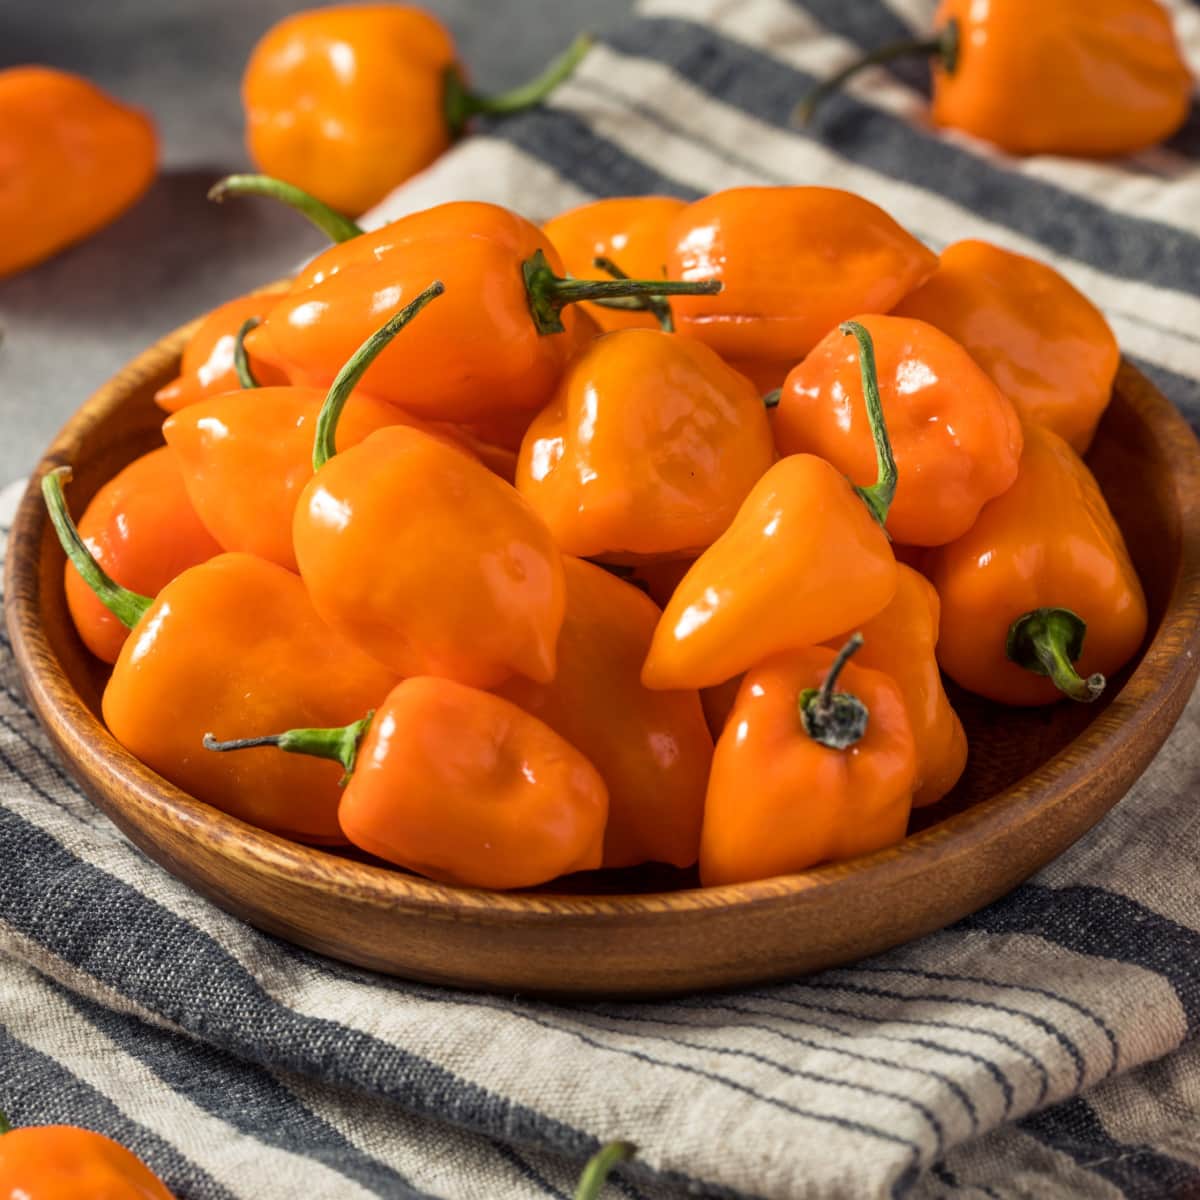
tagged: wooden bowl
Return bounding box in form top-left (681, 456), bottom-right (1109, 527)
top-left (6, 315), bottom-right (1200, 998)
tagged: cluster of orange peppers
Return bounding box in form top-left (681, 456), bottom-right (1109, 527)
top-left (5, 0), bottom-right (1194, 281)
top-left (45, 177), bottom-right (1148, 893)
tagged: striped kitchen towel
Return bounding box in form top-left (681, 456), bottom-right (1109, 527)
top-left (3, 1), bottom-right (1200, 1197)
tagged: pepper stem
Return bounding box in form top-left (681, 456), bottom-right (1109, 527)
top-left (763, 388), bottom-right (782, 409)
top-left (204, 711), bottom-right (373, 786)
top-left (41, 467), bottom-right (153, 630)
top-left (443, 33), bottom-right (594, 136)
top-left (312, 280), bottom-right (445, 471)
top-left (1006, 608), bottom-right (1105, 703)
top-left (839, 321), bottom-right (898, 529)
top-left (524, 249), bottom-right (721, 335)
top-left (0, 1110), bottom-right (10, 1135)
top-left (799, 634), bottom-right (869, 750)
top-left (794, 19), bottom-right (960, 126)
top-left (574, 1141), bottom-right (636, 1200)
top-left (234, 317), bottom-right (261, 389)
top-left (592, 255), bottom-right (674, 332)
top-left (207, 174), bottom-right (364, 242)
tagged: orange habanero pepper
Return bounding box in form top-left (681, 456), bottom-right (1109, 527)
top-left (44, 470), bottom-right (397, 843)
top-left (0, 67), bottom-right (156, 278)
top-left (516, 328), bottom-right (776, 562)
top-left (642, 322), bottom-right (898, 691)
top-left (824, 564), bottom-right (966, 807)
top-left (665, 187), bottom-right (936, 371)
top-left (774, 312), bottom-right (1023, 546)
top-left (291, 311), bottom-right (568, 688)
top-left (63, 447), bottom-right (222, 664)
top-left (799, 0), bottom-right (1192, 158)
top-left (893, 240), bottom-right (1120, 454)
top-left (543, 196), bottom-right (688, 332)
top-left (924, 423), bottom-right (1148, 706)
top-left (206, 677), bottom-right (608, 890)
top-left (0, 1111), bottom-right (175, 1200)
top-left (243, 6), bottom-right (592, 216)
top-left (497, 557), bottom-right (712, 870)
top-left (244, 197), bottom-right (720, 423)
top-left (700, 637), bottom-right (917, 887)
top-left (164, 283), bottom-right (447, 572)
top-left (154, 294), bottom-right (291, 413)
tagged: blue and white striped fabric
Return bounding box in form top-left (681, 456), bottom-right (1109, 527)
top-left (3, 2), bottom-right (1200, 1196)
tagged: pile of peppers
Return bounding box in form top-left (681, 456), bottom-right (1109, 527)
top-left (47, 178), bottom-right (1148, 892)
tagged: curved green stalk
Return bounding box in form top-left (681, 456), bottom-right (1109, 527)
top-left (312, 280), bottom-right (445, 471)
top-left (592, 254), bottom-right (674, 332)
top-left (233, 317), bottom-right (261, 389)
top-left (524, 249), bottom-right (720, 335)
top-left (41, 467), bottom-right (152, 630)
top-left (574, 1141), bottom-right (636, 1200)
top-left (1006, 608), bottom-right (1105, 703)
top-left (799, 633), bottom-right (868, 749)
top-left (205, 712), bottom-right (373, 787)
top-left (839, 321), bottom-right (898, 529)
top-left (444, 33), bottom-right (594, 135)
top-left (0, 1110), bottom-right (10, 1135)
top-left (794, 20), bottom-right (960, 126)
top-left (208, 174), bottom-right (363, 242)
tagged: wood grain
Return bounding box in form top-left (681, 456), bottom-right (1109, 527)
top-left (5, 313), bottom-right (1199, 997)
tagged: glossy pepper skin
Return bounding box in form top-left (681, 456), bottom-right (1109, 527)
top-left (644, 321), bottom-right (900, 691)
top-left (103, 553), bottom-right (398, 842)
top-left (243, 7), bottom-right (590, 216)
top-left (63, 448), bottom-right (222, 665)
top-left (925, 424), bottom-right (1148, 706)
top-left (248, 201), bottom-right (714, 423)
top-left (497, 557), bottom-right (712, 870)
top-left (155, 294), bottom-right (290, 413)
top-left (0, 67), bottom-right (156, 278)
top-left (0, 1120), bottom-right (175, 1200)
top-left (164, 386), bottom-right (448, 572)
top-left (517, 329), bottom-right (776, 562)
top-left (207, 678), bottom-right (609, 890)
top-left (826, 565), bottom-right (966, 807)
top-left (800, 0), bottom-right (1191, 158)
top-left (931, 0), bottom-right (1191, 157)
top-left (666, 187), bottom-right (936, 365)
top-left (893, 240), bottom-right (1120, 454)
top-left (642, 453), bottom-right (897, 689)
top-left (700, 645), bottom-right (916, 887)
top-left (543, 196), bottom-right (687, 331)
top-left (295, 424), bottom-right (566, 688)
top-left (341, 680), bottom-right (607, 887)
top-left (774, 313), bottom-right (1023, 546)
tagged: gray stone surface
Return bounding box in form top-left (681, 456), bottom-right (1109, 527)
top-left (0, 0), bottom-right (634, 482)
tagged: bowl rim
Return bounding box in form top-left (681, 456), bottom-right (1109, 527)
top-left (6, 316), bottom-right (1200, 924)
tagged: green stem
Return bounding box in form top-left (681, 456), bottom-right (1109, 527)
top-left (592, 255), bottom-right (674, 332)
top-left (444, 32), bottom-right (594, 135)
top-left (1006, 608), bottom-right (1105, 703)
top-left (0, 1110), bottom-right (10, 1135)
top-left (763, 388), bottom-right (782, 409)
top-left (799, 633), bottom-right (869, 750)
top-left (312, 280), bottom-right (445, 471)
top-left (204, 712), bottom-right (373, 786)
top-left (207, 174), bottom-right (363, 242)
top-left (524, 249), bottom-right (720, 335)
top-left (41, 467), bottom-right (152, 630)
top-left (794, 19), bottom-right (960, 125)
top-left (234, 317), bottom-right (260, 389)
top-left (839, 321), bottom-right (898, 529)
top-left (574, 1141), bottom-right (636, 1200)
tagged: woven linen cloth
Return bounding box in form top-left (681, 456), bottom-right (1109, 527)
top-left (4, 1), bottom-right (1200, 1196)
